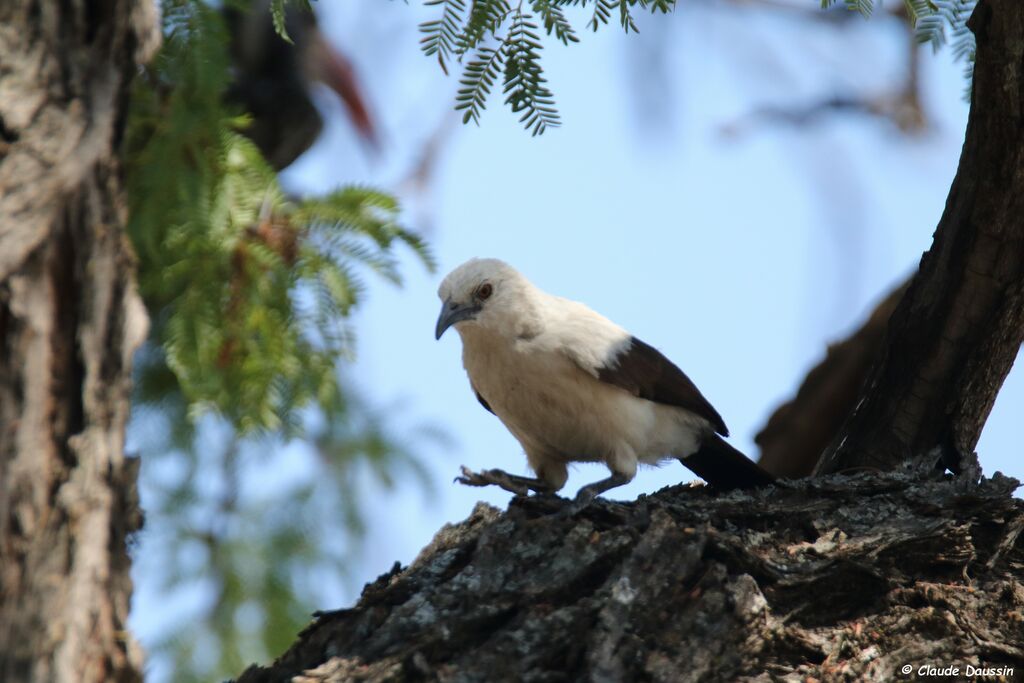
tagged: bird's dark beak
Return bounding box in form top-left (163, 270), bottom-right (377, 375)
top-left (435, 299), bottom-right (480, 340)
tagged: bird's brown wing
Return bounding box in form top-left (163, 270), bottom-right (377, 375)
top-left (595, 336), bottom-right (729, 436)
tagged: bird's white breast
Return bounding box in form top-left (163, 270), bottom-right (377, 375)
top-left (459, 326), bottom-right (706, 468)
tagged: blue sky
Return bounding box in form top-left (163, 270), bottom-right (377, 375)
top-left (131, 1), bottom-right (1022, 677)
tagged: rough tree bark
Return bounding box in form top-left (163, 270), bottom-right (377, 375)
top-left (0, 3), bottom-right (158, 682)
top-left (757, 282), bottom-right (907, 479)
top-left (237, 468), bottom-right (1024, 682)
top-left (816, 0), bottom-right (1024, 476)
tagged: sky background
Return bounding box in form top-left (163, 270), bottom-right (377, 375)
top-left (130, 1), bottom-right (1022, 679)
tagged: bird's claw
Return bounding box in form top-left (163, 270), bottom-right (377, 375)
top-left (574, 487), bottom-right (598, 507)
top-left (455, 466), bottom-right (530, 496)
top-left (552, 488), bottom-right (595, 519)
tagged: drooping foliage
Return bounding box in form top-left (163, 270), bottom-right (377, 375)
top-left (127, 0), bottom-right (432, 435)
top-left (817, 1), bottom-right (978, 101)
top-left (124, 1), bottom-right (435, 679)
top-left (422, 0), bottom-right (979, 134)
top-left (825, 0), bottom-right (978, 82)
top-left (914, 0), bottom-right (978, 90)
top-left (420, 0), bottom-right (672, 135)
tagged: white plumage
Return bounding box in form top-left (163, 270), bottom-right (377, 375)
top-left (435, 258), bottom-right (771, 502)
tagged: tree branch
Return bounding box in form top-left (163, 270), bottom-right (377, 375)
top-left (757, 280), bottom-right (908, 479)
top-left (816, 0), bottom-right (1024, 476)
top-left (236, 468), bottom-right (1024, 681)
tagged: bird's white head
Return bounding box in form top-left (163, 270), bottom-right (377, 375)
top-left (434, 258), bottom-right (536, 340)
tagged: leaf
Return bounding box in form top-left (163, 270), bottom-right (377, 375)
top-left (421, 0), bottom-right (678, 133)
top-left (530, 0), bottom-right (579, 45)
top-left (902, 0), bottom-right (936, 26)
top-left (459, 0), bottom-right (512, 55)
top-left (420, 0), bottom-right (468, 74)
top-left (913, 0), bottom-right (977, 97)
top-left (503, 10), bottom-right (562, 135)
top-left (456, 46), bottom-right (507, 125)
top-left (589, 0), bottom-right (616, 31)
top-left (819, 0), bottom-right (874, 15)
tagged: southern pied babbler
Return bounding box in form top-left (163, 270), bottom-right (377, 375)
top-left (435, 258), bottom-right (775, 505)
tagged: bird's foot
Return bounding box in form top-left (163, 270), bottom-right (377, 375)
top-left (552, 473), bottom-right (632, 518)
top-left (552, 491), bottom-right (596, 520)
top-left (573, 485), bottom-right (601, 507)
top-left (455, 466), bottom-right (531, 496)
top-left (575, 472), bottom-right (630, 505)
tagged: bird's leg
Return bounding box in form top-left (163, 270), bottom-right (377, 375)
top-left (549, 472), bottom-right (632, 519)
top-left (455, 466), bottom-right (555, 496)
top-left (574, 472), bottom-right (631, 506)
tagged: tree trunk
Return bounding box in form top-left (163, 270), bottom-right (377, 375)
top-left (237, 468), bottom-right (1024, 682)
top-left (0, 3), bottom-right (157, 682)
top-left (756, 282), bottom-right (907, 479)
top-left (816, 0), bottom-right (1024, 476)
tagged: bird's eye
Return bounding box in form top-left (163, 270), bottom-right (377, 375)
top-left (476, 283), bottom-right (493, 300)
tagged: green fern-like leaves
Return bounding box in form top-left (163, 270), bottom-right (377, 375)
top-left (456, 46), bottom-right (506, 124)
top-left (818, 0), bottom-right (974, 74)
top-left (459, 0), bottom-right (512, 55)
top-left (820, 0), bottom-right (976, 61)
top-left (127, 0), bottom-right (432, 434)
top-left (915, 0), bottom-right (975, 59)
top-left (531, 0), bottom-right (578, 45)
top-left (423, 0), bottom-right (677, 134)
top-left (588, 0), bottom-right (617, 31)
top-left (127, 3), bottom-right (435, 680)
top-left (504, 11), bottom-right (561, 136)
top-left (819, 0), bottom-right (874, 16)
top-left (914, 0), bottom-right (977, 98)
top-left (902, 0), bottom-right (937, 25)
top-left (421, 0), bottom-right (467, 74)
top-left (434, 0), bottom-right (978, 133)
top-left (846, 0), bottom-right (873, 17)
top-left (642, 0), bottom-right (674, 14)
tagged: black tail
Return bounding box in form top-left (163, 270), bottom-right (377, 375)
top-left (680, 434), bottom-right (775, 490)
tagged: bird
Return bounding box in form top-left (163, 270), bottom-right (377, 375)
top-left (434, 258), bottom-right (774, 505)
